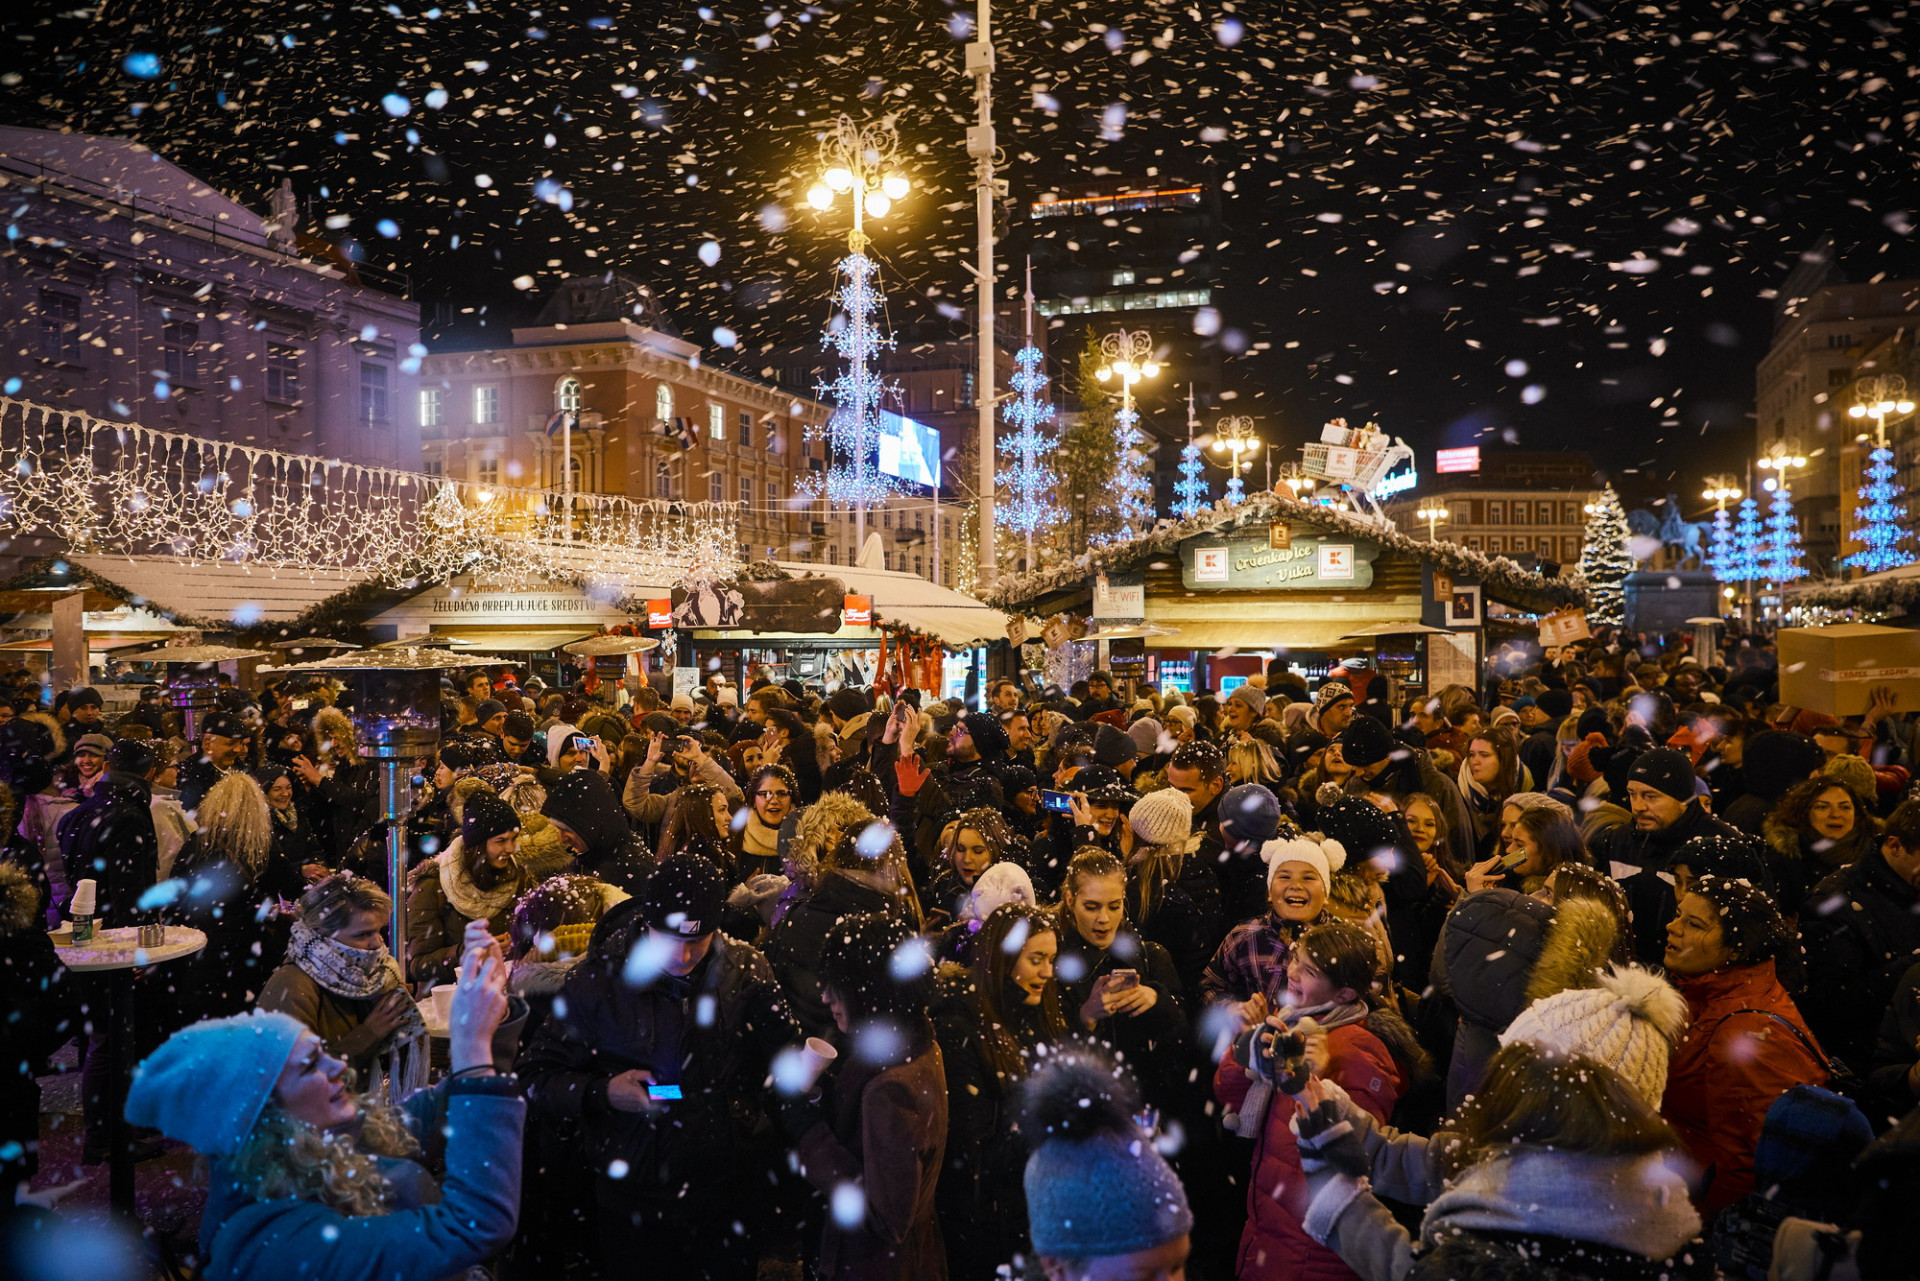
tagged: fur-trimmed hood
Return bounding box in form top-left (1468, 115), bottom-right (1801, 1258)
top-left (1764, 808), bottom-right (1879, 869)
top-left (20, 710), bottom-right (64, 758)
top-left (1523, 896), bottom-right (1622, 1007)
top-left (0, 860), bottom-right (39, 935)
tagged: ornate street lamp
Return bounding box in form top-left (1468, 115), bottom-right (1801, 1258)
top-left (1210, 416), bottom-right (1260, 507)
top-left (1094, 329), bottom-right (1159, 538)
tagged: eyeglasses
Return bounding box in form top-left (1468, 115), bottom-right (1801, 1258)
top-left (754, 789), bottom-right (792, 800)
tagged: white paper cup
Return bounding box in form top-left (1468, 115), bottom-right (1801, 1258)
top-left (798, 1036), bottom-right (838, 1091)
top-left (431, 984), bottom-right (457, 1023)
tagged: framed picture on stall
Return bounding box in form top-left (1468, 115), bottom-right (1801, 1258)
top-left (1447, 585), bottom-right (1482, 627)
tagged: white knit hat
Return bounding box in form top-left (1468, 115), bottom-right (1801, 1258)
top-left (964, 862), bottom-right (1037, 923)
top-left (1129, 787), bottom-right (1193, 847)
top-left (1499, 965), bottom-right (1689, 1105)
top-left (1260, 833), bottom-right (1347, 886)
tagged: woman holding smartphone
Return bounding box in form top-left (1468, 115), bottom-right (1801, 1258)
top-left (1052, 847), bottom-right (1192, 1112)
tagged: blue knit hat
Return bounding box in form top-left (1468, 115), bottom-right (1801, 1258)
top-left (1023, 1051), bottom-right (1193, 1260)
top-left (126, 1009), bottom-right (305, 1156)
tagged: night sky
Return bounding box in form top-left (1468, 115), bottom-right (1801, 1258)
top-left (6, 0), bottom-right (1920, 504)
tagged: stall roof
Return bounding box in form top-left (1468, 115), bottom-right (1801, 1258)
top-left (428, 627), bottom-right (597, 653)
top-left (61, 555), bottom-right (372, 626)
top-left (774, 561), bottom-right (1011, 648)
top-left (981, 490), bottom-right (1584, 617)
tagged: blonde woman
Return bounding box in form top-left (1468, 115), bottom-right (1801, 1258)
top-left (166, 772), bottom-right (304, 1025)
top-left (128, 924), bottom-right (523, 1281)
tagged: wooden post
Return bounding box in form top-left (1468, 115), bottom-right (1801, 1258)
top-left (50, 591), bottom-right (87, 692)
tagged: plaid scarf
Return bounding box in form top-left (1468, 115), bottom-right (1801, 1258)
top-left (287, 919), bottom-right (429, 1101)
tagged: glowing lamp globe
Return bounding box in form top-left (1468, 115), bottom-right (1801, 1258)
top-left (823, 167), bottom-right (855, 193)
top-left (881, 174), bottom-right (909, 200)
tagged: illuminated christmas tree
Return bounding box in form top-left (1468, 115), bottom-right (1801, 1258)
top-left (1172, 387), bottom-right (1210, 518)
top-left (1844, 445), bottom-right (1914, 573)
top-left (1707, 505), bottom-right (1735, 582)
top-left (1727, 496), bottom-right (1764, 584)
top-left (998, 343), bottom-right (1061, 540)
top-left (1578, 484), bottom-right (1631, 626)
top-left (1763, 483), bottom-right (1807, 583)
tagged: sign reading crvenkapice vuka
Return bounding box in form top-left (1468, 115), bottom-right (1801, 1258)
top-left (1180, 534), bottom-right (1378, 591)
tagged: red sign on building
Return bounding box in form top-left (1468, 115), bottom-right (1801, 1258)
top-left (842, 595), bottom-right (873, 627)
top-left (1435, 446), bottom-right (1481, 474)
top-left (646, 599), bottom-right (673, 629)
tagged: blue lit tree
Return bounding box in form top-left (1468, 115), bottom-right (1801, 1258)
top-left (1094, 329), bottom-right (1159, 541)
top-left (1172, 387), bottom-right (1209, 518)
top-left (1844, 445), bottom-right (1914, 572)
top-left (997, 342), bottom-right (1062, 546)
top-left (1727, 497), bottom-right (1764, 583)
top-left (1763, 484), bottom-right (1807, 582)
top-left (1707, 506), bottom-right (1735, 581)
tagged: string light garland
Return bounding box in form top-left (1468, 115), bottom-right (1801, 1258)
top-left (1845, 445), bottom-right (1914, 573)
top-left (0, 398), bottom-right (742, 592)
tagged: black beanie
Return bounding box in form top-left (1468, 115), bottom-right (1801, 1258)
top-left (828, 688), bottom-right (870, 722)
top-left (461, 792), bottom-right (520, 851)
top-left (1627, 747), bottom-right (1696, 802)
top-left (1537, 688), bottom-right (1574, 719)
top-left (1575, 707), bottom-right (1612, 740)
top-left (961, 710), bottom-right (1009, 759)
top-left (639, 853), bottom-right (728, 938)
top-left (1336, 715), bottom-right (1393, 769)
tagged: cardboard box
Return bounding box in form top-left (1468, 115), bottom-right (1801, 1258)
top-left (1777, 623), bottom-right (1920, 717)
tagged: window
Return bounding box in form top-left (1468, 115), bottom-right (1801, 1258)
top-left (709, 403), bottom-right (727, 443)
top-left (739, 411), bottom-right (752, 447)
top-left (882, 511), bottom-right (893, 530)
top-left (254, 342), bottom-right (299, 403)
top-left (1829, 333), bottom-right (1854, 349)
top-left (654, 463), bottom-right (674, 500)
top-left (556, 376), bottom-right (583, 414)
top-left (1111, 269), bottom-right (1136, 287)
top-left (424, 458), bottom-right (444, 477)
top-left (358, 362), bottom-right (390, 426)
top-left (1485, 501), bottom-right (1505, 525)
top-left (915, 556), bottom-right (924, 577)
top-left (476, 457), bottom-right (500, 488)
top-left (1828, 368), bottom-right (1851, 388)
top-left (709, 473), bottom-right (725, 502)
top-left (1510, 501), bottom-right (1529, 524)
top-left (655, 383), bottom-right (675, 425)
top-left (38, 291), bottom-right (82, 363)
top-left (161, 320), bottom-right (199, 386)
top-left (474, 385), bottom-right (500, 424)
top-left (739, 476), bottom-right (752, 505)
top-left (1484, 536), bottom-right (1503, 554)
top-left (766, 480), bottom-right (778, 504)
top-left (1539, 538), bottom-right (1555, 559)
top-left (829, 545), bottom-right (838, 565)
top-left (418, 386), bottom-right (443, 428)
top-left (883, 550), bottom-right (892, 569)
top-left (1464, 536), bottom-right (1482, 551)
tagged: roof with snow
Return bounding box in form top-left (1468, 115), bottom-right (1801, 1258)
top-left (0, 125), bottom-right (271, 245)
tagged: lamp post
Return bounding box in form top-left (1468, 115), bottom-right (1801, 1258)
top-left (1094, 329), bottom-right (1160, 538)
top-left (806, 116), bottom-right (911, 552)
top-left (1701, 475), bottom-right (1742, 602)
top-left (277, 649), bottom-right (497, 972)
top-left (1415, 502), bottom-right (1448, 542)
top-left (1210, 416), bottom-right (1259, 506)
top-left (1278, 462), bottom-right (1318, 503)
top-left (964, 0), bottom-right (999, 587)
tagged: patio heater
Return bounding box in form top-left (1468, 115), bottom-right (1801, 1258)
top-left (279, 648), bottom-right (503, 969)
top-left (145, 645), bottom-right (267, 742)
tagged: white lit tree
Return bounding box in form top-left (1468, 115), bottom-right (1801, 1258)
top-left (1578, 484), bottom-right (1631, 626)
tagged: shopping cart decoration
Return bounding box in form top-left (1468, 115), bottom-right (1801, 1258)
top-left (1297, 418), bottom-right (1416, 528)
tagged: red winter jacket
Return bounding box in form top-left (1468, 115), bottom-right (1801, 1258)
top-left (1661, 960), bottom-right (1828, 1218)
top-left (1215, 1020), bottom-right (1402, 1281)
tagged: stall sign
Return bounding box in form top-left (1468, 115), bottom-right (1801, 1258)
top-left (646, 599), bottom-right (674, 629)
top-left (842, 595), bottom-right (874, 627)
top-left (672, 576), bottom-right (847, 633)
top-left (1268, 523), bottom-right (1293, 550)
top-left (1539, 609), bottom-right (1591, 647)
top-left (1431, 571), bottom-right (1453, 601)
top-left (1322, 447), bottom-right (1359, 480)
top-left (1042, 616), bottom-right (1073, 648)
top-left (1092, 573), bottom-right (1146, 621)
top-left (1007, 616), bottom-right (1029, 646)
top-left (1182, 536), bottom-right (1377, 590)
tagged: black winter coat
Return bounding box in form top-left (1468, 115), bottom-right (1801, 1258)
top-left (161, 833), bottom-right (302, 1027)
top-left (518, 924), bottom-right (799, 1200)
top-left (764, 871), bottom-right (903, 1040)
top-left (1054, 926), bottom-right (1192, 1113)
top-left (1800, 849), bottom-right (1920, 1067)
top-left (1868, 956), bottom-right (1920, 1110)
top-left (1432, 888), bottom-right (1555, 1110)
top-left (1589, 802), bottom-right (1752, 965)
top-left (55, 772), bottom-right (158, 928)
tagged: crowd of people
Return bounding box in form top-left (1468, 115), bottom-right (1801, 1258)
top-left (6, 634), bottom-right (1920, 1280)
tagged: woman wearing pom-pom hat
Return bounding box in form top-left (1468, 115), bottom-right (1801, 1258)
top-left (125, 920), bottom-right (524, 1281)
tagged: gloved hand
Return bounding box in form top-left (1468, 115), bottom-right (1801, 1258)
top-left (1234, 1021), bottom-right (1310, 1094)
top-left (1293, 1097), bottom-right (1369, 1179)
top-left (894, 755), bottom-right (930, 797)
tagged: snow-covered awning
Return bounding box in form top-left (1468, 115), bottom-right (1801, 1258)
top-left (774, 560), bottom-right (1011, 649)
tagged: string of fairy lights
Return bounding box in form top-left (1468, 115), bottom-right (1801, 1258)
top-left (0, 398), bottom-right (743, 592)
